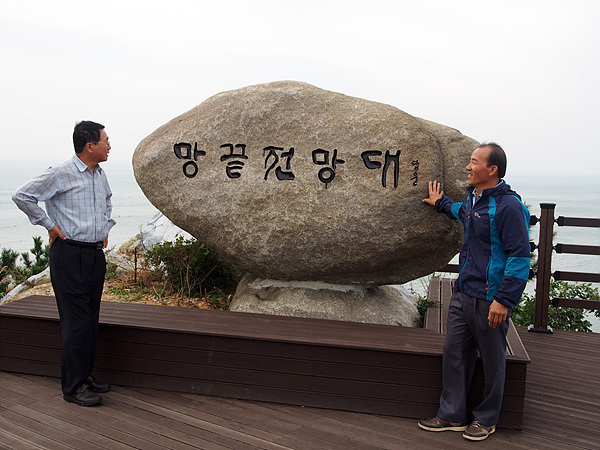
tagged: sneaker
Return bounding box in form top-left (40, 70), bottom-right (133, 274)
top-left (418, 416), bottom-right (468, 432)
top-left (463, 418), bottom-right (496, 441)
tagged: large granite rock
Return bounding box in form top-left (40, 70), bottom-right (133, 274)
top-left (140, 212), bottom-right (193, 250)
top-left (1, 267), bottom-right (51, 305)
top-left (133, 81), bottom-right (476, 285)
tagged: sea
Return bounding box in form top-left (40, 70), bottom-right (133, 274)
top-left (2, 159), bottom-right (599, 331)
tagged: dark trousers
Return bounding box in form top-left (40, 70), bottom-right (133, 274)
top-left (437, 291), bottom-right (510, 427)
top-left (49, 239), bottom-right (106, 395)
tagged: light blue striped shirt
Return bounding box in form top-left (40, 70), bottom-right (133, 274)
top-left (12, 155), bottom-right (116, 243)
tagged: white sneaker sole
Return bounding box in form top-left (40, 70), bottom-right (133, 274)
top-left (418, 422), bottom-right (468, 432)
top-left (463, 426), bottom-right (496, 441)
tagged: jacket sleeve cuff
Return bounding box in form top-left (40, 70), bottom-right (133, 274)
top-left (493, 295), bottom-right (516, 309)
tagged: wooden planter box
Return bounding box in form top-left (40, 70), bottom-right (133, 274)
top-left (0, 288), bottom-right (529, 428)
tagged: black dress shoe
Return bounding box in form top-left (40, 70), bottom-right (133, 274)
top-left (63, 384), bottom-right (102, 406)
top-left (87, 375), bottom-right (111, 393)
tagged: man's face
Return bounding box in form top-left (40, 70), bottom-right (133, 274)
top-left (91, 129), bottom-right (111, 163)
top-left (466, 145), bottom-right (496, 189)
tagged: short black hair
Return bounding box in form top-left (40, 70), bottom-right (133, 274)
top-left (479, 142), bottom-right (506, 179)
top-left (73, 121), bottom-right (105, 154)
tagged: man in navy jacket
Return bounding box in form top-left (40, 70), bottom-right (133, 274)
top-left (418, 143), bottom-right (530, 441)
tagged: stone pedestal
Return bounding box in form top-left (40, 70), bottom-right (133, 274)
top-left (230, 274), bottom-right (420, 327)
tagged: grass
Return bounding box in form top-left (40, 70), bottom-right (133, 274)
top-left (103, 269), bottom-right (232, 310)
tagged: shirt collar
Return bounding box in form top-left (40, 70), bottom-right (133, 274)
top-left (72, 154), bottom-right (102, 174)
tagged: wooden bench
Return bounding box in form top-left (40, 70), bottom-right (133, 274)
top-left (0, 292), bottom-right (528, 429)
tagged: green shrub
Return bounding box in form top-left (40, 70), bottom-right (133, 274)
top-left (18, 236), bottom-right (49, 282)
top-left (144, 237), bottom-right (238, 298)
top-left (105, 262), bottom-right (118, 279)
top-left (204, 288), bottom-right (232, 310)
top-left (1, 248), bottom-right (19, 270)
top-left (512, 280), bottom-right (600, 332)
top-left (1, 237), bottom-right (50, 297)
top-left (0, 266), bottom-right (10, 298)
top-left (416, 295), bottom-right (440, 327)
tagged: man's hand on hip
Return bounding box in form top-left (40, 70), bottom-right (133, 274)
top-left (48, 225), bottom-right (66, 248)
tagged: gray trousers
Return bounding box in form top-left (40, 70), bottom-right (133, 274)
top-left (437, 291), bottom-right (509, 427)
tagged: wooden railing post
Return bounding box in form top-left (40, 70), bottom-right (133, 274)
top-left (529, 203), bottom-right (555, 333)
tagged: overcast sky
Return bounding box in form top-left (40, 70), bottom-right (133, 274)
top-left (1, 0), bottom-right (599, 176)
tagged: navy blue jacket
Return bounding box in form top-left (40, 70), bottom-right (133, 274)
top-left (436, 181), bottom-right (530, 308)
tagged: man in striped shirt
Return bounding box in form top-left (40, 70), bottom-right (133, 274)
top-left (13, 121), bottom-right (116, 406)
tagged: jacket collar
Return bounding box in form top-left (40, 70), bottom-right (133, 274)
top-left (467, 180), bottom-right (507, 202)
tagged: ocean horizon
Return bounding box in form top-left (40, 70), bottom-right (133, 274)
top-left (1, 158), bottom-right (159, 253)
top-left (2, 158), bottom-right (598, 331)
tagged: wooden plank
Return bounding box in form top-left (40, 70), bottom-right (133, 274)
top-left (553, 270), bottom-right (600, 283)
top-left (117, 388), bottom-right (352, 450)
top-left (555, 216), bottom-right (600, 227)
top-left (507, 319), bottom-right (530, 360)
top-left (554, 243), bottom-right (600, 256)
top-left (516, 327), bottom-right (600, 447)
top-left (1, 296), bottom-right (446, 354)
top-left (440, 278), bottom-right (453, 335)
top-left (438, 263), bottom-right (460, 273)
top-left (425, 277), bottom-right (442, 332)
top-left (551, 297), bottom-right (600, 310)
top-left (423, 307), bottom-right (440, 332)
top-left (424, 277), bottom-right (453, 334)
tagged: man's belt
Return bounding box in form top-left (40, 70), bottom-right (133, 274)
top-left (63, 239), bottom-right (104, 250)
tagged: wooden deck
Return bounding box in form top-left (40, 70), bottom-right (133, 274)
top-left (0, 292), bottom-right (529, 429)
top-left (1, 327), bottom-right (598, 449)
top-left (1, 292), bottom-right (598, 448)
